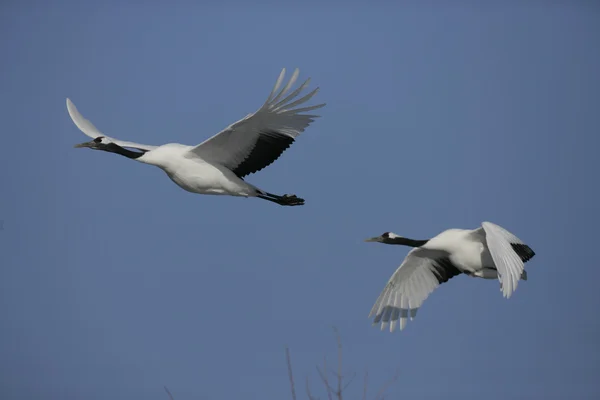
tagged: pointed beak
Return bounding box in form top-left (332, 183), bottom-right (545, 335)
top-left (74, 140), bottom-right (96, 149)
top-left (364, 236), bottom-right (383, 243)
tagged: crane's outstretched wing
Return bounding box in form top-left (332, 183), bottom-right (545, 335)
top-left (370, 248), bottom-right (462, 332)
top-left (187, 68), bottom-right (325, 178)
top-left (66, 98), bottom-right (157, 151)
top-left (481, 222), bottom-right (534, 299)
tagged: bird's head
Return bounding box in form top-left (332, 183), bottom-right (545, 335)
top-left (364, 232), bottom-right (402, 244)
top-left (74, 136), bottom-right (110, 150)
top-left (74, 136), bottom-right (147, 160)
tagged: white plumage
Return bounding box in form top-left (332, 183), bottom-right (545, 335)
top-left (68, 68), bottom-right (325, 206)
top-left (364, 222), bottom-right (536, 332)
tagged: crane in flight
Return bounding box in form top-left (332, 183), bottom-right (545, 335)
top-left (68, 68), bottom-right (325, 206)
top-left (365, 222), bottom-right (536, 332)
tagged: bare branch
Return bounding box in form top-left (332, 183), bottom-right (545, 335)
top-left (286, 347), bottom-right (297, 400)
top-left (306, 377), bottom-right (319, 400)
top-left (341, 371), bottom-right (356, 392)
top-left (164, 386), bottom-right (174, 400)
top-left (363, 370), bottom-right (369, 400)
top-left (284, 329), bottom-right (398, 400)
top-left (317, 360), bottom-right (335, 400)
top-left (333, 327), bottom-right (343, 400)
top-left (374, 368), bottom-right (400, 400)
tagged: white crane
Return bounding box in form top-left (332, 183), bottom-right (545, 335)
top-left (68, 68), bottom-right (325, 206)
top-left (364, 222), bottom-right (536, 332)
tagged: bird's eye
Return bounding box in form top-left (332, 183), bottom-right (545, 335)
top-left (382, 232), bottom-right (390, 238)
top-left (93, 137), bottom-right (104, 143)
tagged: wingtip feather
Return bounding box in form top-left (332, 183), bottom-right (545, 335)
top-left (270, 68), bottom-right (300, 105)
top-left (66, 98), bottom-right (78, 120)
top-left (66, 97), bottom-right (76, 112)
top-left (274, 68), bottom-right (286, 92)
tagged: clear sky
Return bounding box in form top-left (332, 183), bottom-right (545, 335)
top-left (1, 2), bottom-right (599, 400)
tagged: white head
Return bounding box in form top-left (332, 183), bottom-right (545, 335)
top-left (74, 136), bottom-right (112, 149)
top-left (364, 232), bottom-right (429, 247)
top-left (364, 232), bottom-right (402, 243)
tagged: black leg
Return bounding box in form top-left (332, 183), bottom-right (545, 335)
top-left (257, 191), bottom-right (305, 206)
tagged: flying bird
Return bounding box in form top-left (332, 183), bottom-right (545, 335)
top-left (364, 222), bottom-right (536, 332)
top-left (68, 68), bottom-right (325, 206)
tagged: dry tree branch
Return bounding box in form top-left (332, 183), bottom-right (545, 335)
top-left (286, 347), bottom-right (298, 400)
top-left (164, 386), bottom-right (175, 400)
top-left (306, 377), bottom-right (318, 400)
top-left (363, 370), bottom-right (369, 400)
top-left (374, 368), bottom-right (401, 400)
top-left (287, 328), bottom-right (399, 400)
top-left (341, 372), bottom-right (356, 393)
top-left (334, 327), bottom-right (343, 400)
top-left (317, 357), bottom-right (335, 400)
top-left (165, 329), bottom-right (398, 400)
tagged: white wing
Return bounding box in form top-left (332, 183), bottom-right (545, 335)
top-left (66, 98), bottom-right (157, 151)
top-left (187, 68), bottom-right (325, 178)
top-left (481, 221), bottom-right (528, 298)
top-left (369, 248), bottom-right (462, 332)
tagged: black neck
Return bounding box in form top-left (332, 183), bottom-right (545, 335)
top-left (104, 143), bottom-right (146, 159)
top-left (384, 237), bottom-right (429, 247)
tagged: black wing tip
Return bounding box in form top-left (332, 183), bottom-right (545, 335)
top-left (232, 130), bottom-right (295, 178)
top-left (511, 243), bottom-right (535, 263)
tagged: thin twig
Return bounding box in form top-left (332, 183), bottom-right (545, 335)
top-left (285, 329), bottom-right (398, 400)
top-left (317, 359), bottom-right (335, 400)
top-left (286, 347), bottom-right (297, 400)
top-left (374, 368), bottom-right (400, 400)
top-left (317, 367), bottom-right (337, 395)
top-left (164, 386), bottom-right (174, 400)
top-left (306, 376), bottom-right (318, 400)
top-left (341, 372), bottom-right (356, 392)
top-left (363, 370), bottom-right (369, 400)
top-left (333, 327), bottom-right (343, 400)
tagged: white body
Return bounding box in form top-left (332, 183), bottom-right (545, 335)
top-left (423, 228), bottom-right (496, 278)
top-left (369, 222), bottom-right (535, 332)
top-left (67, 68), bottom-right (325, 201)
top-left (138, 144), bottom-right (258, 197)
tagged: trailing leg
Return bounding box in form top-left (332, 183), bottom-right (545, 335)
top-left (257, 191), bottom-right (305, 206)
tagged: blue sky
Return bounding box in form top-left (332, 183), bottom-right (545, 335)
top-left (1, 2), bottom-right (599, 399)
